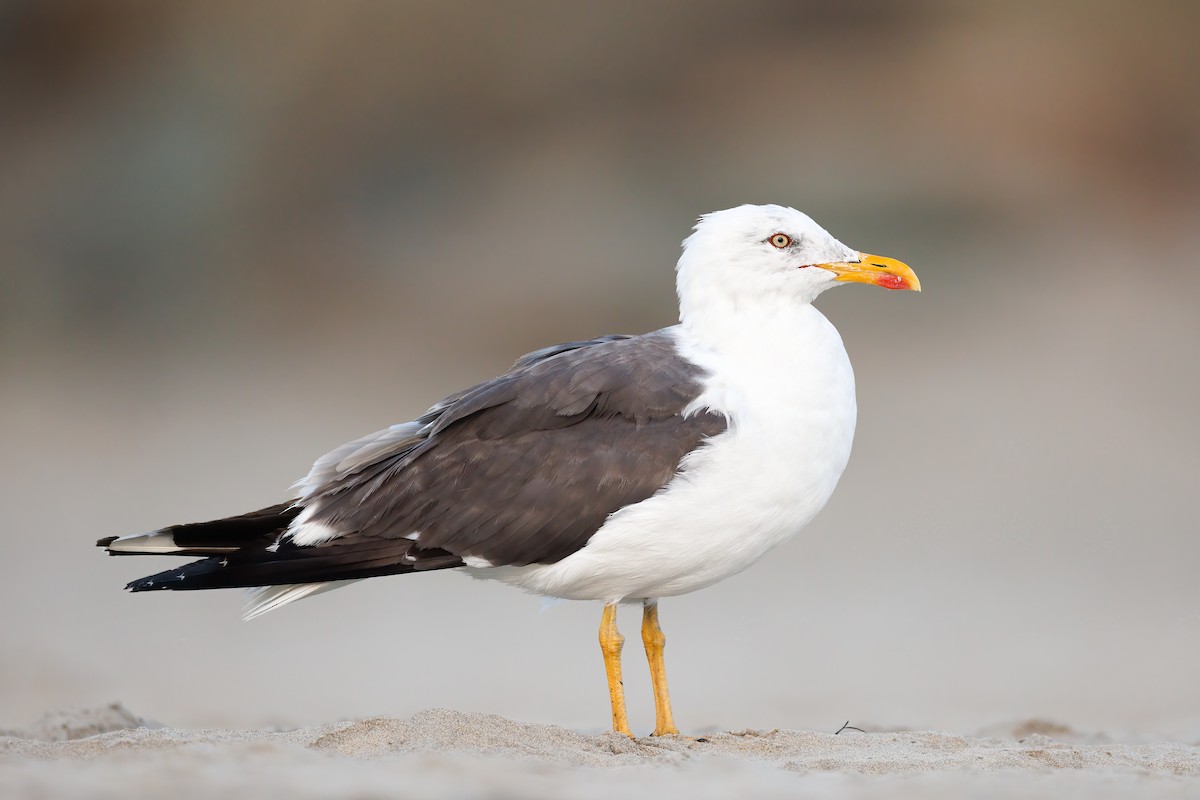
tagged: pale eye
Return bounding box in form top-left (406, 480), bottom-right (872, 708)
top-left (769, 233), bottom-right (792, 249)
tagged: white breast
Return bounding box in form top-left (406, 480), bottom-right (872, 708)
top-left (484, 305), bottom-right (857, 603)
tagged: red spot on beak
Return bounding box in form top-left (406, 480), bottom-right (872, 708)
top-left (876, 273), bottom-right (908, 291)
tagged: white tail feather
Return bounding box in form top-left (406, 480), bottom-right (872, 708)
top-left (241, 580), bottom-right (360, 621)
top-left (105, 531), bottom-right (184, 554)
top-left (105, 530), bottom-right (243, 555)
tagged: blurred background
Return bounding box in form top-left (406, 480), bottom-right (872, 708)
top-left (2, 1), bottom-right (1198, 737)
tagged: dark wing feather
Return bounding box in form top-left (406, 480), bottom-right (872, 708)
top-left (301, 330), bottom-right (727, 567)
top-left (126, 535), bottom-right (461, 591)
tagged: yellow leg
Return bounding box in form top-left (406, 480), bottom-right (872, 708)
top-left (642, 601), bottom-right (679, 736)
top-left (599, 603), bottom-right (633, 737)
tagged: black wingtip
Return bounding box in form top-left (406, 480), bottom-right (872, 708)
top-left (96, 536), bottom-right (118, 548)
top-left (125, 578), bottom-right (154, 592)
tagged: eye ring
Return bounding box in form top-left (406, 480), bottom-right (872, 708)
top-left (769, 233), bottom-right (792, 249)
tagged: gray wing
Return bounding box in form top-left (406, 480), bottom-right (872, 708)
top-left (294, 330), bottom-right (727, 567)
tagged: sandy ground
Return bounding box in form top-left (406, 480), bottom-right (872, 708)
top-left (2, 704), bottom-right (1198, 800)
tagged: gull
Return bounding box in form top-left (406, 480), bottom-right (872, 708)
top-left (98, 204), bottom-right (919, 737)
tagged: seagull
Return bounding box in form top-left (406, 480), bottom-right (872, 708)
top-left (98, 204), bottom-right (919, 737)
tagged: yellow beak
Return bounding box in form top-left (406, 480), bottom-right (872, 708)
top-left (819, 253), bottom-right (921, 292)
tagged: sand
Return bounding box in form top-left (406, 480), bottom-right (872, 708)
top-left (2, 704), bottom-right (1198, 799)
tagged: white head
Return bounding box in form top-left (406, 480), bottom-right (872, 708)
top-left (675, 204), bottom-right (918, 327)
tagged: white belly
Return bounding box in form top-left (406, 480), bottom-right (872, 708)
top-left (467, 309), bottom-right (857, 603)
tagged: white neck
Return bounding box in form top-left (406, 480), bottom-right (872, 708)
top-left (678, 289), bottom-right (817, 356)
top-left (675, 298), bottom-right (855, 434)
